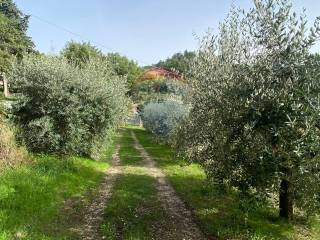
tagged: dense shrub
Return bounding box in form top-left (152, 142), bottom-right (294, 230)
top-left (10, 55), bottom-right (129, 158)
top-left (136, 79), bottom-right (189, 141)
top-left (173, 0), bottom-right (320, 219)
top-left (141, 100), bottom-right (188, 140)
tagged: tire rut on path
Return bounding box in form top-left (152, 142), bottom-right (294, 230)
top-left (131, 131), bottom-right (207, 240)
top-left (71, 145), bottom-right (122, 240)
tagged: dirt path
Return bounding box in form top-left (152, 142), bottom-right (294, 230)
top-left (131, 131), bottom-right (207, 240)
top-left (70, 145), bottom-right (122, 240)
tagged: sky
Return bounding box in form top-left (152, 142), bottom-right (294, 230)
top-left (14, 0), bottom-right (320, 66)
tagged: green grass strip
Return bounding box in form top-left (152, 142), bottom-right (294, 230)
top-left (0, 146), bottom-right (115, 239)
top-left (118, 128), bottom-right (143, 166)
top-left (101, 127), bottom-right (167, 239)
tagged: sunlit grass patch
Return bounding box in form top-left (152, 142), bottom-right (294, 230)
top-left (0, 153), bottom-right (110, 240)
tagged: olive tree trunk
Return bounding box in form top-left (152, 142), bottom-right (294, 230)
top-left (279, 167), bottom-right (293, 220)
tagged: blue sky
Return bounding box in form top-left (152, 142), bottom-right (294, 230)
top-left (15, 0), bottom-right (320, 65)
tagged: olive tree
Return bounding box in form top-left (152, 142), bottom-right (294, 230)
top-left (10, 55), bottom-right (129, 158)
top-left (141, 100), bottom-right (188, 141)
top-left (173, 0), bottom-right (320, 219)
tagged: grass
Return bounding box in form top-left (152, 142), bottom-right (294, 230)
top-left (118, 128), bottom-right (143, 166)
top-left (101, 173), bottom-right (166, 239)
top-left (101, 127), bottom-right (168, 239)
top-left (0, 147), bottom-right (114, 239)
top-left (132, 127), bottom-right (320, 240)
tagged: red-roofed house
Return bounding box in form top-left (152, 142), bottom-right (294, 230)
top-left (140, 67), bottom-right (182, 81)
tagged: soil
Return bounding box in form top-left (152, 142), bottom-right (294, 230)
top-left (68, 145), bottom-right (122, 240)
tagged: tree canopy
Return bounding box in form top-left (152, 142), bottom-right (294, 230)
top-left (0, 0), bottom-right (30, 32)
top-left (173, 0), bottom-right (320, 220)
top-left (0, 0), bottom-right (34, 73)
top-left (61, 43), bottom-right (142, 88)
top-left (106, 53), bottom-right (142, 88)
top-left (61, 41), bottom-right (104, 68)
top-left (155, 50), bottom-right (195, 76)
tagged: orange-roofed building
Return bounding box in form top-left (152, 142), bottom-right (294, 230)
top-left (140, 67), bottom-right (182, 81)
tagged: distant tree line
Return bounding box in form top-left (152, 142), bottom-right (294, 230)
top-left (61, 41), bottom-right (143, 89)
top-left (154, 50), bottom-right (195, 76)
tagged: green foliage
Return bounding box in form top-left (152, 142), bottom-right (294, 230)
top-left (61, 41), bottom-right (104, 68)
top-left (0, 13), bottom-right (33, 73)
top-left (132, 78), bottom-right (189, 141)
top-left (61, 42), bottom-right (142, 89)
top-left (0, 0), bottom-right (30, 32)
top-left (0, 0), bottom-right (34, 73)
top-left (10, 55), bottom-right (129, 158)
top-left (173, 0), bottom-right (320, 217)
top-left (141, 100), bottom-right (188, 141)
top-left (155, 50), bottom-right (195, 75)
top-left (106, 53), bottom-right (142, 88)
